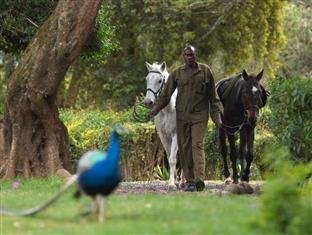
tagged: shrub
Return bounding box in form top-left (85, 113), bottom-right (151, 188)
top-left (258, 147), bottom-right (312, 235)
top-left (204, 122), bottom-right (224, 179)
top-left (268, 76), bottom-right (312, 162)
top-left (60, 109), bottom-right (157, 181)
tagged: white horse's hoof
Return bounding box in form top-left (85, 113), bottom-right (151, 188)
top-left (168, 184), bottom-right (177, 191)
top-left (178, 181), bottom-right (186, 190)
top-left (224, 177), bottom-right (232, 185)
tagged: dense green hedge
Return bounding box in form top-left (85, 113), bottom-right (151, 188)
top-left (60, 108), bottom-right (273, 181)
top-left (268, 77), bottom-right (312, 162)
top-left (60, 109), bottom-right (157, 181)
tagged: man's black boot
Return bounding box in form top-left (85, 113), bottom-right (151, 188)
top-left (195, 179), bottom-right (205, 192)
top-left (184, 182), bottom-right (196, 192)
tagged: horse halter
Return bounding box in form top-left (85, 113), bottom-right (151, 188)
top-left (221, 88), bottom-right (262, 134)
top-left (146, 70), bottom-right (165, 99)
top-left (242, 88), bottom-right (263, 126)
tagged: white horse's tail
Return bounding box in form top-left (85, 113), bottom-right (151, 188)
top-left (0, 175), bottom-right (78, 216)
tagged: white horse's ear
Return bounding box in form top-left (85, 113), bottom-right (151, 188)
top-left (145, 62), bottom-right (152, 71)
top-left (256, 69), bottom-right (264, 81)
top-left (242, 69), bottom-right (249, 81)
top-left (160, 62), bottom-right (166, 72)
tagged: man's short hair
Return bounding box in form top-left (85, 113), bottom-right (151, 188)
top-left (183, 44), bottom-right (195, 53)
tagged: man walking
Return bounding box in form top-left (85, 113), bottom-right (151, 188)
top-left (150, 45), bottom-right (223, 192)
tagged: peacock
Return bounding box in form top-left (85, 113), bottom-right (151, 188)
top-left (0, 126), bottom-right (125, 222)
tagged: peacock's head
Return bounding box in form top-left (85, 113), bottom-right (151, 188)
top-left (113, 125), bottom-right (127, 136)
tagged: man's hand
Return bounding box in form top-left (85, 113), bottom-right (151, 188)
top-left (211, 113), bottom-right (222, 128)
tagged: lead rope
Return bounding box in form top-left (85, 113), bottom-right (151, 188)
top-left (220, 116), bottom-right (247, 135)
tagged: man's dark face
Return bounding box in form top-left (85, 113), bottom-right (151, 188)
top-left (183, 48), bottom-right (196, 67)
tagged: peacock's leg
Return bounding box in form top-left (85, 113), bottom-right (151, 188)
top-left (96, 195), bottom-right (105, 222)
top-left (91, 196), bottom-right (99, 214)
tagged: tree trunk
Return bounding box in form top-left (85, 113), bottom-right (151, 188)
top-left (0, 0), bottom-right (102, 179)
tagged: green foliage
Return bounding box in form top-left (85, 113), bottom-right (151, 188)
top-left (0, 1), bottom-right (117, 62)
top-left (268, 77), bottom-right (312, 162)
top-left (279, 3), bottom-right (312, 78)
top-left (59, 109), bottom-right (157, 180)
top-left (204, 122), bottom-right (224, 179)
top-left (216, 0), bottom-right (286, 77)
top-left (217, 0), bottom-right (255, 73)
top-left (258, 147), bottom-right (312, 234)
top-left (60, 108), bottom-right (152, 157)
top-left (0, 0), bottom-right (57, 54)
top-left (154, 164), bottom-right (169, 181)
top-left (90, 0), bottom-right (287, 109)
top-left (264, 0), bottom-right (287, 78)
top-left (80, 4), bottom-right (119, 66)
top-left (0, 0), bottom-right (289, 110)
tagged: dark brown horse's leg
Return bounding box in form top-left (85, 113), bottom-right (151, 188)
top-left (239, 131), bottom-right (247, 179)
top-left (242, 128), bottom-right (255, 182)
top-left (219, 128), bottom-right (230, 178)
top-left (228, 134), bottom-right (238, 183)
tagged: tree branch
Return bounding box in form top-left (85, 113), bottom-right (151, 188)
top-left (197, 0), bottom-right (240, 43)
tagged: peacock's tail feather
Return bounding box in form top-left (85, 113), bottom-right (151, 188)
top-left (0, 175), bottom-right (78, 216)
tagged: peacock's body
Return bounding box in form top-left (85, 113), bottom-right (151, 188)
top-left (77, 133), bottom-right (121, 197)
top-left (0, 126), bottom-right (124, 222)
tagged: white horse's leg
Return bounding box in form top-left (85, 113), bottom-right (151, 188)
top-left (168, 134), bottom-right (178, 190)
top-left (157, 130), bottom-right (176, 190)
top-left (172, 132), bottom-right (185, 188)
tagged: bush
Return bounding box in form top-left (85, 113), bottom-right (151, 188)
top-left (204, 122), bottom-right (223, 179)
top-left (60, 109), bottom-right (157, 181)
top-left (258, 147), bottom-right (312, 235)
top-left (268, 76), bottom-right (312, 162)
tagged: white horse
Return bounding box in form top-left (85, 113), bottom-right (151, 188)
top-left (144, 61), bottom-right (179, 190)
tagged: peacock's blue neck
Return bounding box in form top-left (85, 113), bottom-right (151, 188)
top-left (104, 132), bottom-right (120, 166)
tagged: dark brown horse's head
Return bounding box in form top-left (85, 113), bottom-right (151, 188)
top-left (241, 69), bottom-right (265, 126)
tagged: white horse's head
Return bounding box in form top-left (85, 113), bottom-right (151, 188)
top-left (144, 61), bottom-right (169, 108)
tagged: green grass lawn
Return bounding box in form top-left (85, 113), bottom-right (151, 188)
top-left (1, 177), bottom-right (268, 235)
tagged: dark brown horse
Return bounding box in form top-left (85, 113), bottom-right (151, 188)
top-left (216, 69), bottom-right (268, 183)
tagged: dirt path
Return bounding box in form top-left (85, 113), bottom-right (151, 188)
top-left (115, 180), bottom-right (263, 195)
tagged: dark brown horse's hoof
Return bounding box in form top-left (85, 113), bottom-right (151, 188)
top-left (241, 175), bottom-right (249, 182)
top-left (195, 179), bottom-right (205, 191)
